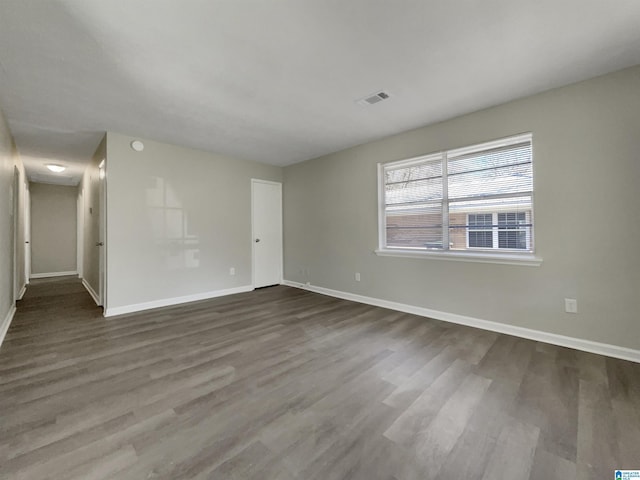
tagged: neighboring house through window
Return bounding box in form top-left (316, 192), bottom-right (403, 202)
top-left (468, 213), bottom-right (493, 248)
top-left (467, 212), bottom-right (530, 250)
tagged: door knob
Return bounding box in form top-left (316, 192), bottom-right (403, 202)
top-left (25, 241), bottom-right (29, 244)
top-left (96, 242), bottom-right (104, 246)
top-left (255, 238), bottom-right (260, 243)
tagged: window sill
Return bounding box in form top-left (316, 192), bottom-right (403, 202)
top-left (374, 248), bottom-right (543, 266)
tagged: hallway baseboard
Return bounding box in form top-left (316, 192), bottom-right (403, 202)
top-left (17, 283), bottom-right (27, 300)
top-left (82, 279), bottom-right (101, 307)
top-left (0, 305), bottom-right (16, 350)
top-left (30, 271), bottom-right (78, 279)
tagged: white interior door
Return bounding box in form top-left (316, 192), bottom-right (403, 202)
top-left (252, 179), bottom-right (282, 288)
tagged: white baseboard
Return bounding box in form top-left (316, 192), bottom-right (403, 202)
top-left (30, 271), bottom-right (78, 279)
top-left (282, 280), bottom-right (640, 364)
top-left (82, 279), bottom-right (101, 307)
top-left (17, 283), bottom-right (27, 300)
top-left (104, 285), bottom-right (254, 317)
top-left (0, 305), bottom-right (17, 350)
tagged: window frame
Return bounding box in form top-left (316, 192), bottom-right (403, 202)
top-left (376, 133), bottom-right (542, 266)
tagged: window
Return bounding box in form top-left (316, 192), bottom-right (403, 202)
top-left (498, 212), bottom-right (528, 249)
top-left (466, 212), bottom-right (531, 250)
top-left (468, 213), bottom-right (493, 248)
top-left (379, 133), bottom-right (534, 258)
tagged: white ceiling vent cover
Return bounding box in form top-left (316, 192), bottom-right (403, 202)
top-left (357, 91), bottom-right (391, 106)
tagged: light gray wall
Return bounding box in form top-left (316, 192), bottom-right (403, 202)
top-left (105, 132), bottom-right (282, 311)
top-left (283, 65), bottom-right (640, 350)
top-left (30, 182), bottom-right (78, 275)
top-left (0, 108), bottom-right (16, 325)
top-left (0, 105), bottom-right (26, 335)
top-left (80, 137), bottom-right (105, 300)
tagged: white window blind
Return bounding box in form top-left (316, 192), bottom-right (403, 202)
top-left (380, 133), bottom-right (534, 254)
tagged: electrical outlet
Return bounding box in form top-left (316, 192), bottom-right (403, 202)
top-left (229, 267), bottom-right (235, 276)
top-left (564, 298), bottom-right (578, 314)
top-left (355, 272), bottom-right (361, 282)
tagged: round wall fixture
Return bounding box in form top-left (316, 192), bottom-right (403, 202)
top-left (130, 140), bottom-right (144, 152)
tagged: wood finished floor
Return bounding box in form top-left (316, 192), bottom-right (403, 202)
top-left (0, 277), bottom-right (638, 480)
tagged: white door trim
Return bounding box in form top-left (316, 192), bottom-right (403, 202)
top-left (77, 188), bottom-right (84, 278)
top-left (98, 159), bottom-right (107, 309)
top-left (24, 184), bottom-right (30, 283)
top-left (12, 167), bottom-right (19, 302)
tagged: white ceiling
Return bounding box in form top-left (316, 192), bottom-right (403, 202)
top-left (1, 0), bottom-right (640, 185)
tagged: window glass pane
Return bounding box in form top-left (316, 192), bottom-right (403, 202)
top-left (468, 213), bottom-right (493, 248)
top-left (498, 230), bottom-right (528, 249)
top-left (448, 163), bottom-right (532, 200)
top-left (449, 196), bottom-right (532, 214)
top-left (386, 204), bottom-right (443, 249)
top-left (384, 161), bottom-right (443, 206)
top-left (469, 213), bottom-right (492, 227)
top-left (469, 231), bottom-right (493, 248)
top-left (447, 142), bottom-right (531, 175)
top-left (385, 177), bottom-right (443, 205)
top-left (498, 212), bottom-right (526, 227)
top-left (449, 199), bottom-right (532, 252)
top-left (497, 211), bottom-right (529, 249)
top-left (385, 161), bottom-right (442, 180)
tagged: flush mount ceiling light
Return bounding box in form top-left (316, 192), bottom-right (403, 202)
top-left (46, 164), bottom-right (66, 173)
top-left (131, 140), bottom-right (144, 152)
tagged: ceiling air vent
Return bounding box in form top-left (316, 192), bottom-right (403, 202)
top-left (357, 91), bottom-right (391, 106)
